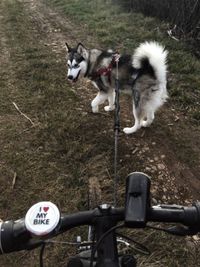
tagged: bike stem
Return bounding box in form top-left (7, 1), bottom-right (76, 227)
top-left (94, 205), bottom-right (119, 267)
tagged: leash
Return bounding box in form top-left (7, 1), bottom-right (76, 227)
top-left (112, 54), bottom-right (139, 206)
top-left (113, 53), bottom-right (120, 207)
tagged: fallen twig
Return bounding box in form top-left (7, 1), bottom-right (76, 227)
top-left (106, 167), bottom-right (112, 179)
top-left (12, 172), bottom-right (17, 189)
top-left (167, 29), bottom-right (179, 41)
top-left (12, 102), bottom-right (35, 126)
top-left (132, 147), bottom-right (139, 155)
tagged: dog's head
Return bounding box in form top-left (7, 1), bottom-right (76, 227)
top-left (65, 42), bottom-right (89, 82)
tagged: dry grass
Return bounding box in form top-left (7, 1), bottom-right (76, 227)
top-left (0, 0), bottom-right (199, 266)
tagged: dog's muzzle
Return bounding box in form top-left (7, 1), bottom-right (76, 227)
top-left (67, 70), bottom-right (81, 83)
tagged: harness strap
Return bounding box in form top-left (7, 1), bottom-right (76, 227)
top-left (90, 53), bottom-right (120, 83)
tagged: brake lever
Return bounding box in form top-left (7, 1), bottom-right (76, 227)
top-left (166, 225), bottom-right (199, 236)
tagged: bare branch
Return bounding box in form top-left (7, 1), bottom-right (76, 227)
top-left (12, 102), bottom-right (35, 126)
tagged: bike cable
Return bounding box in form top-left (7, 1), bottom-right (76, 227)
top-left (146, 224), bottom-right (198, 236)
top-left (116, 232), bottom-right (150, 255)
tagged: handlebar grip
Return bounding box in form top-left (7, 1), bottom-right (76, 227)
top-left (0, 219), bottom-right (27, 253)
top-left (149, 202), bottom-right (200, 229)
top-left (0, 219), bottom-right (42, 254)
top-left (190, 202), bottom-right (200, 224)
top-left (0, 220), bottom-right (14, 254)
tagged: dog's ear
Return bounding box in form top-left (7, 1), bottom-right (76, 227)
top-left (77, 43), bottom-right (89, 59)
top-left (65, 42), bottom-right (71, 53)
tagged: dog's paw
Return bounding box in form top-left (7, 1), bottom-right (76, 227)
top-left (123, 126), bottom-right (139, 134)
top-left (104, 105), bottom-right (115, 112)
top-left (141, 120), bottom-right (153, 128)
top-left (123, 126), bottom-right (140, 134)
top-left (92, 106), bottom-right (99, 113)
top-left (141, 120), bottom-right (149, 127)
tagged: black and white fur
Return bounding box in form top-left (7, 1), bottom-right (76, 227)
top-left (66, 41), bottom-right (168, 134)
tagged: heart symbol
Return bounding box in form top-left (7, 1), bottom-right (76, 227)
top-left (43, 207), bottom-right (49, 212)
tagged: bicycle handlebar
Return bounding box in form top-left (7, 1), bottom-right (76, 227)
top-left (1, 202), bottom-right (200, 254)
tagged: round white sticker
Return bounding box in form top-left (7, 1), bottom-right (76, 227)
top-left (25, 202), bottom-right (60, 236)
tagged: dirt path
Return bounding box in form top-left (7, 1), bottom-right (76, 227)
top-left (0, 0), bottom-right (199, 266)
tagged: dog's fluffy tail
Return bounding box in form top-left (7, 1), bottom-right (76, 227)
top-left (132, 41), bottom-right (168, 85)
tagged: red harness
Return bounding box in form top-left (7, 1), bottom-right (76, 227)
top-left (91, 53), bottom-right (120, 83)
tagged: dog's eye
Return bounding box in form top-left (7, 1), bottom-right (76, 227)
top-left (73, 64), bottom-right (79, 69)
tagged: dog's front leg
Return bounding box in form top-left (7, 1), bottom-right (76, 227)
top-left (104, 89), bottom-right (115, 112)
top-left (91, 92), bottom-right (108, 113)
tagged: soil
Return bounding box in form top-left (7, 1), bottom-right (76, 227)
top-left (0, 0), bottom-right (199, 266)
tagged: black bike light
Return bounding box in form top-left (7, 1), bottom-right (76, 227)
top-left (125, 172), bottom-right (151, 228)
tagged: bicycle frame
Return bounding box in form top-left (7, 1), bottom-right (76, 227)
top-left (93, 207), bottom-right (119, 267)
top-left (68, 204), bottom-right (136, 267)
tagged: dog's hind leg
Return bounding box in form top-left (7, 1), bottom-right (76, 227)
top-left (123, 104), bottom-right (142, 134)
top-left (141, 110), bottom-right (155, 127)
top-left (91, 92), bottom-right (108, 113)
top-left (104, 90), bottom-right (115, 112)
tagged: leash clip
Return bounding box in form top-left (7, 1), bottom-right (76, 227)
top-left (113, 52), bottom-right (120, 63)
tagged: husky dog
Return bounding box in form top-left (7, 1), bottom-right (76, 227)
top-left (65, 41), bottom-right (168, 134)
